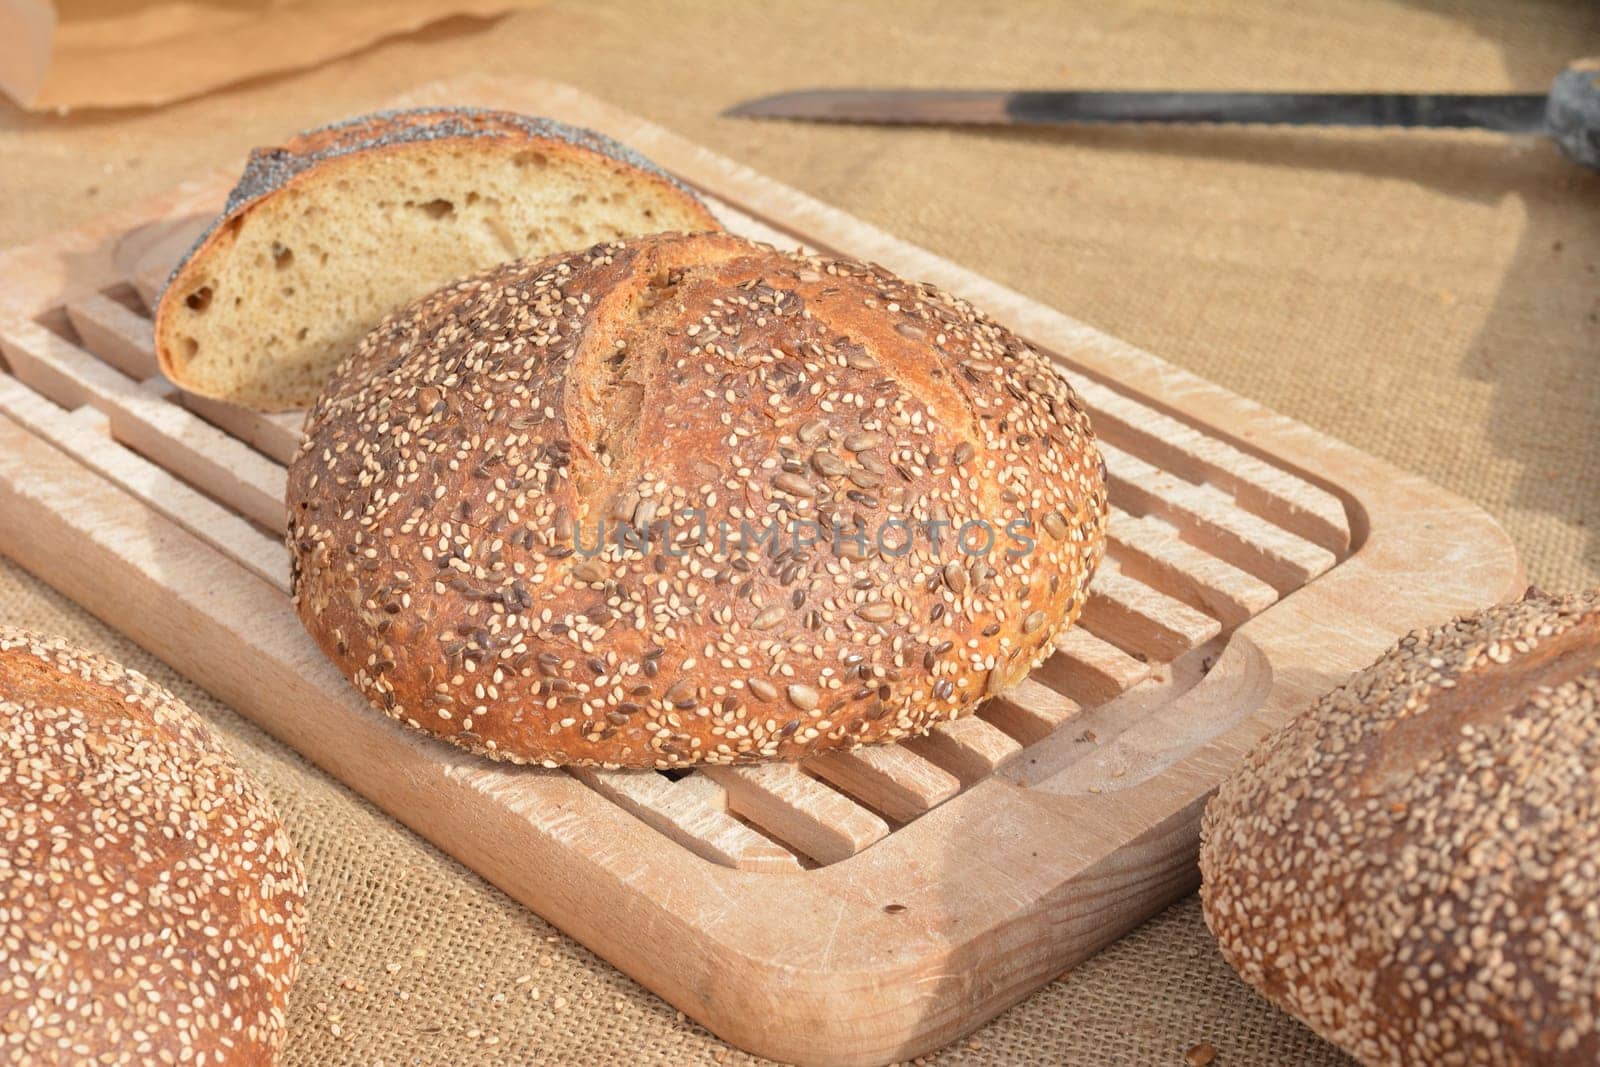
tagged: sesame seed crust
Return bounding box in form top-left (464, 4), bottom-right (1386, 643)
top-left (0, 628), bottom-right (307, 1065)
top-left (287, 232), bottom-right (1108, 768)
top-left (1200, 588), bottom-right (1600, 1066)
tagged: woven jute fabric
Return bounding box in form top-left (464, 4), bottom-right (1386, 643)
top-left (1, 2), bottom-right (1595, 1063)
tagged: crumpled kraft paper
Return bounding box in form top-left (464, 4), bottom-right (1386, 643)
top-left (0, 0), bottom-right (540, 111)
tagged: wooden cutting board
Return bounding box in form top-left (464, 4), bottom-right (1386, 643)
top-left (0, 76), bottom-right (1521, 1066)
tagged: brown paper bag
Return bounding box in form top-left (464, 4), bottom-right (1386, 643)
top-left (0, 0), bottom-right (540, 111)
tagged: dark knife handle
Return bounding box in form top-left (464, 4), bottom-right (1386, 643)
top-left (1002, 90), bottom-right (1547, 132)
top-left (1547, 62), bottom-right (1600, 171)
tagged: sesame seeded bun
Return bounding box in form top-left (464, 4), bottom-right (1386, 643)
top-left (154, 107), bottom-right (720, 411)
top-left (287, 231), bottom-right (1108, 767)
top-left (1200, 588), bottom-right (1600, 1066)
top-left (0, 629), bottom-right (306, 1065)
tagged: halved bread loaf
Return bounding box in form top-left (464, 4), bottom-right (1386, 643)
top-left (154, 108), bottom-right (720, 411)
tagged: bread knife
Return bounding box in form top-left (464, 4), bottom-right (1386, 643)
top-left (725, 61), bottom-right (1600, 171)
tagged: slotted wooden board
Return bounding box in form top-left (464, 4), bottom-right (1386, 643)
top-left (0, 77), bottom-right (1522, 1066)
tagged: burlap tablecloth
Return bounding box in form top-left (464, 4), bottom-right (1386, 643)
top-left (2, 2), bottom-right (1596, 1063)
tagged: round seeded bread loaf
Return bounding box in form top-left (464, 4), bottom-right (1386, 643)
top-left (154, 107), bottom-right (720, 411)
top-left (1200, 588), bottom-right (1600, 1066)
top-left (287, 231), bottom-right (1108, 767)
top-left (0, 628), bottom-right (306, 1065)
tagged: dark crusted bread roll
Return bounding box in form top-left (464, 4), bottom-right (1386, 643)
top-left (1201, 588), bottom-right (1600, 1066)
top-left (154, 107), bottom-right (720, 411)
top-left (288, 232), bottom-right (1108, 767)
top-left (0, 629), bottom-right (306, 1065)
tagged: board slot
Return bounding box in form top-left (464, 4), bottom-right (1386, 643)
top-left (804, 743), bottom-right (961, 824)
top-left (1100, 440), bottom-right (1335, 594)
top-left (700, 763), bottom-right (890, 865)
top-left (177, 392), bottom-right (304, 466)
top-left (1033, 627), bottom-right (1151, 706)
top-left (667, 769), bottom-right (728, 808)
top-left (14, 312), bottom-right (99, 410)
top-left (570, 767), bottom-right (803, 873)
top-left (101, 282), bottom-right (150, 317)
top-left (1073, 376), bottom-right (1349, 554)
top-left (131, 377), bottom-right (288, 529)
top-left (0, 373), bottom-right (287, 591)
top-left (901, 715), bottom-right (1023, 787)
top-left (133, 387), bottom-right (287, 534)
top-left (132, 268), bottom-right (169, 310)
top-left (1104, 507), bottom-right (1277, 630)
top-left (64, 293), bottom-right (159, 380)
top-left (667, 771), bottom-right (820, 868)
top-left (1080, 567), bottom-right (1222, 662)
top-left (1, 321), bottom-right (287, 530)
top-left (981, 677), bottom-right (1084, 745)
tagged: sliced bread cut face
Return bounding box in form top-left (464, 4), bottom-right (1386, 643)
top-left (154, 108), bottom-right (721, 411)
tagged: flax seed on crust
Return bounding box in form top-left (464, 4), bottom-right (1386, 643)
top-left (287, 232), bottom-right (1108, 768)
